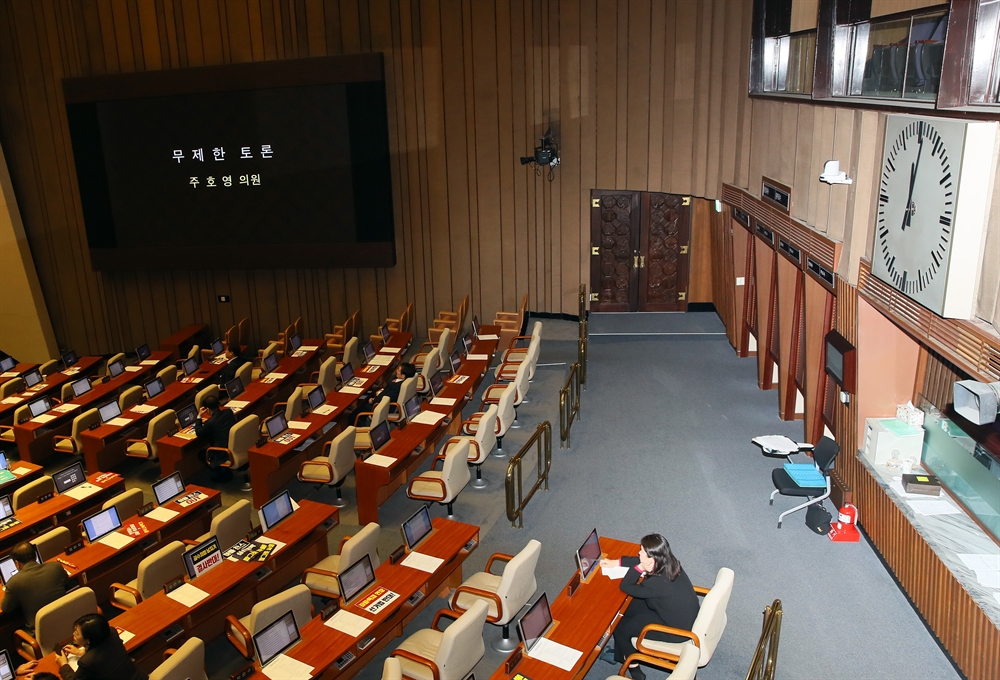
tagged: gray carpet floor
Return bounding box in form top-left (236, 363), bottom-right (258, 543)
top-left (103, 314), bottom-right (961, 679)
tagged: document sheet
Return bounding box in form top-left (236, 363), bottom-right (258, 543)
top-left (166, 583), bottom-right (210, 607)
top-left (97, 532), bottom-right (135, 550)
top-left (400, 552), bottom-right (445, 573)
top-left (144, 506), bottom-right (180, 522)
top-left (64, 483), bottom-right (102, 500)
top-left (525, 638), bottom-right (583, 671)
top-left (410, 410), bottom-right (447, 426)
top-left (261, 654), bottom-right (313, 680)
top-left (365, 454), bottom-right (396, 468)
top-left (325, 609), bottom-right (374, 636)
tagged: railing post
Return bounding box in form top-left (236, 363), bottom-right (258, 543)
top-left (505, 422), bottom-right (552, 528)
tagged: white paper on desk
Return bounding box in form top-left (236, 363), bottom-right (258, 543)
top-left (973, 568), bottom-right (1000, 589)
top-left (261, 654), bottom-right (314, 680)
top-left (64, 483), bottom-right (102, 500)
top-left (181, 377), bottom-right (203, 384)
top-left (31, 414), bottom-right (57, 424)
top-left (378, 346), bottom-right (403, 354)
top-left (139, 359), bottom-right (158, 366)
top-left (601, 565), bottom-right (629, 580)
top-left (166, 583), bottom-right (209, 607)
top-left (300, 345), bottom-right (319, 352)
top-left (53, 403), bottom-right (81, 413)
top-left (401, 552), bottom-right (445, 573)
top-left (367, 354), bottom-right (395, 366)
top-left (476, 334), bottom-right (499, 341)
top-left (0, 371), bottom-right (18, 378)
top-left (430, 397), bottom-right (457, 407)
top-left (447, 375), bottom-right (469, 384)
top-left (227, 400), bottom-right (249, 412)
top-left (130, 404), bottom-right (157, 414)
top-left (466, 354), bottom-right (489, 361)
top-left (340, 386), bottom-right (365, 395)
top-left (64, 367), bottom-right (80, 375)
top-left (145, 506), bottom-right (179, 522)
top-left (10, 467), bottom-right (30, 476)
top-left (115, 628), bottom-right (135, 644)
top-left (525, 637), bottom-right (584, 671)
top-left (908, 499), bottom-right (961, 516)
top-left (107, 417), bottom-right (133, 427)
top-left (325, 609), bottom-right (374, 636)
top-left (0, 397), bottom-right (23, 405)
top-left (410, 410), bottom-right (446, 426)
top-left (366, 454), bottom-right (395, 468)
top-left (313, 404), bottom-right (337, 416)
top-left (124, 366), bottom-right (143, 372)
top-left (269, 372), bottom-right (288, 380)
top-left (175, 430), bottom-right (196, 440)
top-left (97, 532), bottom-right (135, 550)
top-left (287, 420), bottom-right (311, 430)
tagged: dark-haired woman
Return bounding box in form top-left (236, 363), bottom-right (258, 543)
top-left (598, 534), bottom-right (699, 680)
top-left (56, 613), bottom-right (147, 680)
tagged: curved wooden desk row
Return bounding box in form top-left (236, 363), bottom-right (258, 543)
top-left (0, 356), bottom-right (103, 426)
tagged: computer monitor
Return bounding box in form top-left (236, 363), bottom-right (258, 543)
top-left (517, 593), bottom-right (553, 653)
top-left (337, 553), bottom-right (377, 605)
top-left (401, 505), bottom-right (433, 550)
top-left (135, 343), bottom-right (151, 361)
top-left (369, 421), bottom-right (391, 453)
top-left (0, 647), bottom-right (15, 680)
top-left (27, 397), bottom-right (51, 419)
top-left (0, 452), bottom-right (7, 471)
top-left (82, 506), bottom-right (122, 543)
top-left (264, 413), bottom-right (288, 440)
top-left (0, 495), bottom-right (12, 521)
top-left (380, 324), bottom-right (391, 343)
top-left (0, 557), bottom-right (19, 586)
top-left (363, 341), bottom-right (376, 361)
top-left (307, 385), bottom-right (326, 410)
top-left (259, 491), bottom-right (294, 531)
top-left (225, 377), bottom-right (244, 399)
top-left (403, 396), bottom-right (422, 422)
top-left (22, 369), bottom-right (42, 388)
top-left (153, 471), bottom-right (186, 505)
top-left (449, 350), bottom-right (462, 374)
top-left (62, 351), bottom-right (78, 368)
top-left (576, 529), bottom-right (602, 580)
top-left (70, 378), bottom-right (92, 399)
top-left (107, 359), bottom-right (125, 379)
top-left (211, 338), bottom-right (225, 356)
top-left (289, 334), bottom-right (302, 352)
top-left (252, 610), bottom-right (301, 669)
top-left (182, 356), bottom-right (199, 376)
top-left (182, 536), bottom-right (223, 579)
top-left (0, 357), bottom-right (14, 372)
top-left (340, 362), bottom-right (354, 383)
top-left (97, 400), bottom-right (122, 424)
top-left (53, 462), bottom-right (86, 493)
top-left (429, 371), bottom-right (445, 396)
top-left (145, 377), bottom-right (164, 399)
top-left (176, 403), bottom-right (198, 428)
top-left (262, 353), bottom-right (279, 375)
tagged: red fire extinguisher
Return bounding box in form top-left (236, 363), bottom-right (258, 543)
top-left (828, 503), bottom-right (860, 542)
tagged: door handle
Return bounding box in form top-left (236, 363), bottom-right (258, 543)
top-left (633, 255), bottom-right (638, 268)
top-left (640, 256), bottom-right (645, 268)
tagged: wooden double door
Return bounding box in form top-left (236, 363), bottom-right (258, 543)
top-left (589, 189), bottom-right (691, 312)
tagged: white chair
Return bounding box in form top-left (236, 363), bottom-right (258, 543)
top-left (299, 426), bottom-right (357, 507)
top-left (482, 360), bottom-right (530, 429)
top-left (31, 527), bottom-right (71, 562)
top-left (416, 349), bottom-right (440, 395)
top-left (390, 600), bottom-right (488, 680)
top-left (125, 409), bottom-right (176, 460)
top-left (15, 587), bottom-right (98, 661)
top-left (305, 356), bottom-right (338, 396)
top-left (442, 405), bottom-right (497, 489)
top-left (273, 386), bottom-right (305, 422)
top-left (413, 328), bottom-right (450, 373)
top-left (407, 439), bottom-right (471, 518)
top-left (118, 385), bottom-right (144, 411)
top-left (388, 376), bottom-right (419, 424)
top-left (157, 365), bottom-right (178, 387)
top-left (194, 384), bottom-right (219, 410)
top-left (381, 657), bottom-right (403, 680)
top-left (110, 541), bottom-right (186, 610)
top-left (235, 361), bottom-right (253, 389)
top-left (38, 360), bottom-right (59, 378)
top-left (149, 637), bottom-right (208, 680)
top-left (495, 321), bottom-right (542, 374)
top-left (337, 337), bottom-right (360, 376)
top-left (225, 584), bottom-right (313, 659)
top-left (191, 499), bottom-right (251, 550)
top-left (52, 408), bottom-right (100, 456)
top-left (13, 476), bottom-right (54, 511)
top-left (301, 522), bottom-right (381, 600)
top-left (102, 488), bottom-right (145, 521)
top-left (451, 539), bottom-right (541, 652)
top-left (613, 641), bottom-right (700, 680)
top-left (0, 405), bottom-right (29, 445)
top-left (206, 415), bottom-right (259, 491)
top-left (354, 398), bottom-right (391, 454)
top-left (463, 383), bottom-right (515, 456)
top-left (0, 378), bottom-right (24, 398)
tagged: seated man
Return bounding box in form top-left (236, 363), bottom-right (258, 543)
top-left (216, 344), bottom-right (249, 387)
top-left (1, 542), bottom-right (71, 635)
top-left (370, 362), bottom-right (416, 405)
top-left (194, 395), bottom-right (237, 482)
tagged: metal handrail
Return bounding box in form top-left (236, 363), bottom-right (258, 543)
top-left (745, 599), bottom-right (782, 680)
top-left (505, 421), bottom-right (552, 528)
top-left (559, 362), bottom-right (581, 448)
top-left (578, 284), bottom-right (588, 388)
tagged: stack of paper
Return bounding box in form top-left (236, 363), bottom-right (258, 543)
top-left (107, 417), bottom-right (133, 427)
top-left (325, 609), bottom-right (374, 635)
top-left (144, 506), bottom-right (179, 522)
top-left (340, 386), bottom-right (365, 395)
top-left (0, 397), bottom-right (23, 405)
top-left (65, 483), bottom-right (102, 500)
top-left (287, 420), bottom-right (311, 430)
top-left (466, 354), bottom-right (489, 361)
top-left (366, 454), bottom-right (396, 468)
top-left (476, 333), bottom-right (500, 341)
top-left (124, 366), bottom-right (143, 373)
top-left (379, 347), bottom-right (403, 354)
top-left (367, 354), bottom-right (395, 366)
top-left (958, 554), bottom-right (1000, 588)
top-left (430, 397), bottom-right (457, 407)
top-left (261, 655), bottom-right (313, 680)
top-left (31, 414), bottom-right (57, 424)
top-left (410, 410), bottom-right (446, 426)
top-left (401, 552), bottom-right (445, 573)
top-left (601, 565), bottom-right (629, 580)
top-left (313, 404), bottom-right (337, 416)
top-left (300, 345), bottom-right (319, 352)
top-left (97, 532), bottom-right (135, 550)
top-left (166, 583), bottom-right (210, 607)
top-left (53, 403), bottom-right (81, 413)
top-left (10, 467), bottom-right (31, 476)
top-left (130, 404), bottom-right (157, 414)
top-left (139, 359), bottom-right (159, 366)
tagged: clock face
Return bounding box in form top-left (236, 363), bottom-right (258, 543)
top-left (874, 116), bottom-right (966, 313)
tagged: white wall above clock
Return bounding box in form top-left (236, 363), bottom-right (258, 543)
top-left (872, 114), bottom-right (998, 319)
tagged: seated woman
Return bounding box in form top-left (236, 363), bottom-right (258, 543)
top-left (599, 534), bottom-right (699, 680)
top-left (55, 612), bottom-right (147, 680)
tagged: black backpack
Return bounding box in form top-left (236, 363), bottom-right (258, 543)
top-left (805, 502), bottom-right (832, 535)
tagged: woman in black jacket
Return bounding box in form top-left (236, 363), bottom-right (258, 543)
top-left (56, 613), bottom-right (147, 680)
top-left (599, 534), bottom-right (699, 680)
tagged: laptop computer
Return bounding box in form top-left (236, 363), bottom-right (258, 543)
top-left (0, 495), bottom-right (13, 521)
top-left (0, 357), bottom-right (14, 372)
top-left (576, 528), bottom-right (602, 580)
top-left (403, 395), bottom-right (422, 424)
top-left (337, 553), bottom-right (378, 605)
top-left (261, 353), bottom-right (280, 376)
top-left (97, 400), bottom-right (122, 425)
top-left (61, 351), bottom-right (78, 368)
top-left (0, 648), bottom-right (16, 680)
top-left (107, 358), bottom-right (125, 379)
top-left (449, 350), bottom-right (462, 374)
top-left (211, 338), bottom-right (225, 356)
top-left (70, 377), bottom-right (92, 399)
top-left (135, 343), bottom-right (151, 361)
top-left (144, 377), bottom-right (165, 399)
top-left (0, 452), bottom-right (8, 471)
top-left (252, 609), bottom-right (302, 669)
top-left (289, 334), bottom-right (303, 353)
top-left (224, 376), bottom-right (244, 399)
top-left (307, 385), bottom-right (326, 411)
top-left (264, 413), bottom-right (297, 444)
top-left (82, 506), bottom-right (122, 543)
top-left (27, 397), bottom-right (52, 419)
top-left (367, 421), bottom-right (391, 456)
top-left (181, 356), bottom-right (200, 376)
top-left (401, 505), bottom-right (434, 550)
top-left (153, 472), bottom-right (186, 505)
top-left (341, 362), bottom-right (365, 388)
top-left (471, 315), bottom-right (480, 338)
top-left (380, 324), bottom-right (391, 343)
top-left (259, 491), bottom-right (295, 531)
top-left (183, 536), bottom-right (223, 579)
top-left (518, 593), bottom-right (554, 654)
top-left (53, 462), bottom-right (86, 493)
top-left (363, 341), bottom-right (376, 363)
top-left (21, 369), bottom-right (42, 388)
top-left (176, 404), bottom-right (198, 431)
top-left (429, 371), bottom-right (445, 397)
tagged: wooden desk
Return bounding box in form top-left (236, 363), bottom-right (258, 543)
top-left (354, 331), bottom-right (500, 526)
top-left (0, 363), bottom-right (38, 388)
top-left (109, 499), bottom-right (338, 671)
top-left (0, 472), bottom-right (125, 553)
top-left (159, 324), bottom-right (210, 361)
top-left (491, 537), bottom-right (639, 680)
top-left (248, 517), bottom-right (479, 679)
top-left (0, 461), bottom-right (43, 497)
top-left (0, 356), bottom-right (102, 426)
top-left (12, 352), bottom-right (174, 465)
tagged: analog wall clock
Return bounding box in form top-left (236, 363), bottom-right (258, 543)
top-left (872, 115), bottom-right (998, 319)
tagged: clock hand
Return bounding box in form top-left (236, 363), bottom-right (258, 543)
top-left (901, 133), bottom-right (925, 232)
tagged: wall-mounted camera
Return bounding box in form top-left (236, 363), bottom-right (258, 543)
top-left (520, 135), bottom-right (560, 180)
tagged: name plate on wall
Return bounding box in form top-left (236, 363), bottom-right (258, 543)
top-left (755, 222), bottom-right (775, 246)
top-left (807, 257), bottom-right (836, 290)
top-left (778, 238), bottom-right (802, 265)
top-left (761, 177), bottom-right (791, 213)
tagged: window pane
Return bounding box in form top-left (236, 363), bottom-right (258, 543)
top-left (902, 12), bottom-right (947, 100)
top-left (786, 32), bottom-right (816, 93)
top-left (860, 17), bottom-right (910, 98)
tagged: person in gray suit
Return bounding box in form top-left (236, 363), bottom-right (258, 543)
top-left (1, 542), bottom-right (70, 634)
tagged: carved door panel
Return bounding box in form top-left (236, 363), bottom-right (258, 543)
top-left (638, 193), bottom-right (691, 312)
top-left (590, 190), bottom-right (641, 312)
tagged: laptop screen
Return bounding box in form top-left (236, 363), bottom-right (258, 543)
top-left (135, 344), bottom-right (151, 361)
top-left (212, 338), bottom-right (224, 356)
top-left (265, 413), bottom-right (288, 440)
top-left (183, 536), bottom-right (223, 579)
top-left (177, 404), bottom-right (198, 428)
top-left (289, 334), bottom-right (302, 351)
top-left (380, 324), bottom-right (390, 342)
top-left (107, 359), bottom-right (125, 378)
top-left (403, 396), bottom-right (422, 421)
top-left (340, 362), bottom-right (354, 383)
top-left (450, 350), bottom-right (462, 374)
top-left (0, 495), bottom-right (12, 520)
top-left (71, 378), bottom-right (92, 398)
top-left (62, 351), bottom-right (78, 368)
top-left (0, 648), bottom-right (14, 680)
top-left (369, 421), bottom-right (391, 452)
top-left (82, 506), bottom-right (122, 542)
top-left (98, 400), bottom-right (122, 424)
top-left (53, 462), bottom-right (86, 493)
top-left (22, 369), bottom-right (42, 388)
top-left (337, 553), bottom-right (376, 605)
top-left (263, 353), bottom-right (279, 374)
top-left (225, 377), bottom-right (244, 398)
top-left (0, 452), bottom-right (7, 471)
top-left (0, 557), bottom-right (18, 586)
top-left (472, 315), bottom-right (480, 336)
top-left (145, 377), bottom-right (164, 399)
top-left (0, 357), bottom-right (14, 372)
top-left (463, 335), bottom-right (472, 353)
top-left (576, 529), bottom-right (602, 580)
top-left (153, 472), bottom-right (186, 505)
top-left (259, 491), bottom-right (294, 531)
top-left (307, 385), bottom-right (326, 410)
top-left (28, 397), bottom-right (51, 418)
top-left (518, 593), bottom-right (553, 653)
top-left (429, 371), bottom-right (445, 396)
top-left (182, 356), bottom-right (199, 376)
top-left (252, 610), bottom-right (301, 668)
top-left (402, 505), bottom-right (433, 550)
top-left (363, 342), bottom-right (376, 360)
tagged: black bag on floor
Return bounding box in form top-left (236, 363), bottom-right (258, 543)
top-left (805, 502), bottom-right (832, 534)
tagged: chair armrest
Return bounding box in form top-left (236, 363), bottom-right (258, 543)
top-left (693, 585), bottom-right (711, 596)
top-left (309, 370), bottom-right (320, 382)
top-left (387, 402), bottom-right (403, 422)
top-left (431, 607), bottom-right (465, 630)
top-left (338, 535), bottom-right (353, 552)
top-left (109, 582), bottom-right (142, 609)
top-left (460, 413), bottom-right (485, 435)
top-left (493, 319), bottom-right (520, 329)
top-left (417, 341), bottom-right (435, 352)
top-left (353, 411), bottom-right (374, 426)
top-left (438, 310), bottom-right (459, 321)
top-left (390, 649), bottom-right (441, 680)
top-left (271, 401), bottom-right (288, 416)
top-left (206, 446), bottom-right (235, 468)
top-left (430, 454), bottom-right (447, 470)
top-left (123, 438), bottom-right (152, 458)
top-left (14, 628), bottom-right (41, 661)
top-left (162, 647), bottom-right (179, 661)
top-left (407, 476), bottom-right (446, 501)
top-left (484, 552), bottom-right (515, 574)
top-left (494, 311), bottom-right (519, 320)
top-left (297, 459), bottom-right (332, 482)
top-left (449, 586), bottom-right (503, 622)
top-left (182, 539), bottom-right (200, 546)
top-left (636, 623), bottom-right (701, 657)
top-left (225, 614), bottom-right (254, 659)
top-left (302, 565), bottom-right (341, 581)
top-left (52, 435), bottom-right (78, 453)
top-left (620, 653), bottom-right (683, 675)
